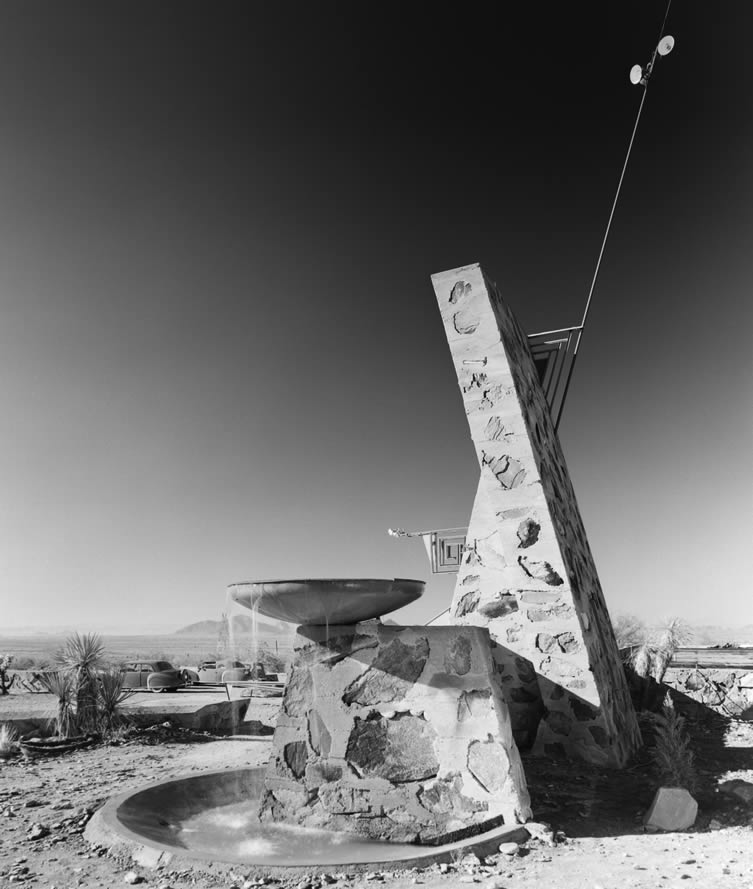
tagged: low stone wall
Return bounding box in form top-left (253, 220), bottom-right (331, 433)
top-left (663, 667), bottom-right (753, 719)
top-left (260, 621), bottom-right (531, 844)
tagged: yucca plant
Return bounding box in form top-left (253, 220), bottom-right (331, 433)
top-left (37, 670), bottom-right (77, 738)
top-left (650, 694), bottom-right (698, 793)
top-left (96, 668), bottom-right (134, 735)
top-left (55, 633), bottom-right (105, 734)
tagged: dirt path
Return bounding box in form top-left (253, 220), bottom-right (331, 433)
top-left (1, 703), bottom-right (752, 889)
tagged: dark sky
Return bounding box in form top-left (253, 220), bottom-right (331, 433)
top-left (1, 2), bottom-right (751, 632)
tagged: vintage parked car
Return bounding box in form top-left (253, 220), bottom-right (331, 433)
top-left (180, 659), bottom-right (252, 686)
top-left (120, 660), bottom-right (185, 693)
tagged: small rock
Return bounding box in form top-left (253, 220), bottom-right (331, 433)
top-left (439, 863), bottom-right (451, 873)
top-left (525, 821), bottom-right (555, 845)
top-left (498, 842), bottom-right (519, 856)
top-left (708, 819), bottom-right (723, 830)
top-left (26, 824), bottom-right (49, 840)
top-left (643, 788), bottom-right (698, 832)
top-left (23, 800), bottom-right (43, 809)
top-left (124, 872), bottom-right (144, 885)
top-left (50, 800), bottom-right (74, 811)
top-left (719, 780), bottom-right (753, 805)
top-left (484, 879), bottom-right (507, 889)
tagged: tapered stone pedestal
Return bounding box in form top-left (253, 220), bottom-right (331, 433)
top-left (259, 620), bottom-right (531, 844)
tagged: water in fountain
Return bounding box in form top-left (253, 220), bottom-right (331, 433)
top-left (176, 798), bottom-right (423, 865)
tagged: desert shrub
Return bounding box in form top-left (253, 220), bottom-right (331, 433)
top-left (650, 695), bottom-right (698, 793)
top-left (0, 722), bottom-right (18, 755)
top-left (612, 613), bottom-right (646, 650)
top-left (254, 642), bottom-right (289, 674)
top-left (55, 633), bottom-right (106, 734)
top-left (36, 670), bottom-right (77, 738)
top-left (0, 655), bottom-right (16, 695)
top-left (631, 617), bottom-right (691, 684)
top-left (37, 633), bottom-right (128, 739)
top-left (96, 668), bottom-right (135, 734)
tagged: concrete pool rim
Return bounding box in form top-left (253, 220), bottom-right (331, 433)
top-left (85, 766), bottom-right (531, 873)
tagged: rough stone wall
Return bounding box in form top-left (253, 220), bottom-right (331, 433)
top-left (259, 621), bottom-right (531, 844)
top-left (664, 667), bottom-right (753, 719)
top-left (431, 262), bottom-right (640, 767)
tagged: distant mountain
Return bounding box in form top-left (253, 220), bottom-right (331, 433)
top-left (174, 615), bottom-right (289, 636)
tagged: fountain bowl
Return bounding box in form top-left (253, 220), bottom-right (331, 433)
top-left (85, 767), bottom-right (530, 870)
top-left (228, 578), bottom-right (424, 626)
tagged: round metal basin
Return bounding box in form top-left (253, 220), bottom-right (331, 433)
top-left (228, 578), bottom-right (424, 626)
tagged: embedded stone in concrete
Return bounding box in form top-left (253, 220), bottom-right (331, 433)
top-left (556, 632), bottom-right (579, 654)
top-left (283, 664), bottom-right (313, 717)
top-left (545, 711), bottom-right (571, 736)
top-left (283, 740), bottom-right (307, 778)
top-left (419, 773), bottom-right (487, 817)
top-left (432, 262), bottom-right (641, 766)
top-left (570, 698), bottom-right (598, 722)
top-left (319, 783), bottom-right (375, 814)
top-left (518, 556), bottom-right (563, 586)
top-left (643, 787), bottom-right (698, 831)
top-left (482, 453), bottom-right (526, 489)
top-left (445, 634), bottom-right (473, 675)
top-left (261, 622), bottom-right (532, 843)
top-left (347, 712), bottom-right (439, 783)
top-left (516, 518), bottom-right (540, 549)
top-left (509, 686), bottom-right (539, 704)
top-left (536, 633), bottom-right (557, 653)
top-left (342, 636), bottom-right (429, 706)
top-left (455, 589), bottom-right (481, 617)
top-left (458, 688), bottom-right (492, 722)
top-left (467, 736), bottom-right (511, 794)
top-left (479, 595), bottom-right (518, 619)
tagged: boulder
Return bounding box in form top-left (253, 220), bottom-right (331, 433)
top-left (643, 787), bottom-right (698, 831)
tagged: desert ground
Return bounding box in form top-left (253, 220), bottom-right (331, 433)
top-left (1, 691), bottom-right (752, 889)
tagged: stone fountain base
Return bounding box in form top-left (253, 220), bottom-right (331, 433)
top-left (260, 621), bottom-right (531, 844)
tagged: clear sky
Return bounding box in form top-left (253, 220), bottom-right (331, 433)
top-left (1, 2), bottom-right (751, 632)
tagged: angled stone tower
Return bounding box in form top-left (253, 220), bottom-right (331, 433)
top-left (431, 263), bottom-right (640, 767)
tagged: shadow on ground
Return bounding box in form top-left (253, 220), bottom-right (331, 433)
top-left (523, 687), bottom-right (753, 838)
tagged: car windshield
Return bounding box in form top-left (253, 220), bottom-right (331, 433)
top-left (154, 661), bottom-right (173, 671)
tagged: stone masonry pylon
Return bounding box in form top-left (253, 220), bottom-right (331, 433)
top-left (431, 263), bottom-right (640, 767)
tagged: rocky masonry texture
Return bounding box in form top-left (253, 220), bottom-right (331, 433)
top-left (259, 621), bottom-right (531, 843)
top-left (431, 262), bottom-right (641, 766)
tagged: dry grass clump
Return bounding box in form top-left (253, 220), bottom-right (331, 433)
top-left (0, 722), bottom-right (19, 756)
top-left (631, 617), bottom-right (691, 684)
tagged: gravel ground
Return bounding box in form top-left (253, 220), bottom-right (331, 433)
top-left (1, 697), bottom-right (752, 889)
